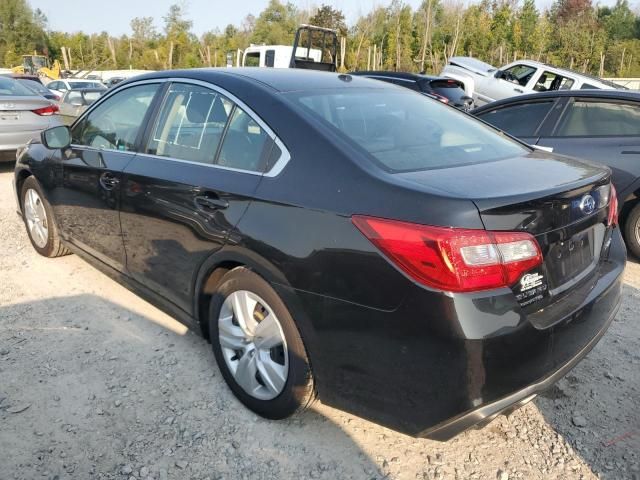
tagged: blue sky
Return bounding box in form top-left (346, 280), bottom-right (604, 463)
top-left (30, 0), bottom-right (606, 36)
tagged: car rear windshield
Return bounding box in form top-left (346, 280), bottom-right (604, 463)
top-left (0, 77), bottom-right (37, 97)
top-left (428, 79), bottom-right (466, 101)
top-left (287, 89), bottom-right (527, 172)
top-left (69, 81), bottom-right (104, 89)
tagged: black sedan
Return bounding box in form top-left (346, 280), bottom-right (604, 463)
top-left (13, 69), bottom-right (624, 440)
top-left (350, 70), bottom-right (474, 110)
top-left (473, 90), bottom-right (640, 258)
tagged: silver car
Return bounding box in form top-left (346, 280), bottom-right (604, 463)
top-left (57, 88), bottom-right (104, 125)
top-left (0, 76), bottom-right (62, 162)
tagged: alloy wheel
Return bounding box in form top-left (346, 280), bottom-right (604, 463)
top-left (24, 188), bottom-right (48, 248)
top-left (218, 290), bottom-right (289, 400)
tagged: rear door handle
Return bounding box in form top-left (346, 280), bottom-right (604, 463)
top-left (194, 194), bottom-right (229, 211)
top-left (514, 88), bottom-right (524, 93)
top-left (100, 172), bottom-right (120, 190)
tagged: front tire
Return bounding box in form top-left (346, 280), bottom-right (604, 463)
top-left (21, 176), bottom-right (70, 258)
top-left (209, 267), bottom-right (315, 419)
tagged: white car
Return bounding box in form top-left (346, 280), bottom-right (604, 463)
top-left (46, 79), bottom-right (106, 100)
top-left (441, 57), bottom-right (621, 106)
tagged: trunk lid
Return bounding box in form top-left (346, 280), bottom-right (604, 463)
top-left (0, 95), bottom-right (54, 132)
top-left (395, 150), bottom-right (612, 311)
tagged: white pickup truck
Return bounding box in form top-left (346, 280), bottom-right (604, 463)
top-left (440, 57), bottom-right (621, 106)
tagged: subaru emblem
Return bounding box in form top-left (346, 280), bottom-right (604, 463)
top-left (579, 194), bottom-right (596, 215)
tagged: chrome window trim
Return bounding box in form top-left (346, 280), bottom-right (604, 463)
top-left (72, 76), bottom-right (291, 178)
top-left (156, 77), bottom-right (290, 177)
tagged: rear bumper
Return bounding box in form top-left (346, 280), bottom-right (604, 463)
top-left (421, 293), bottom-right (620, 440)
top-left (277, 227), bottom-right (626, 440)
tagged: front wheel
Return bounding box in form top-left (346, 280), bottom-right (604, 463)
top-left (21, 176), bottom-right (70, 258)
top-left (208, 267), bottom-right (315, 419)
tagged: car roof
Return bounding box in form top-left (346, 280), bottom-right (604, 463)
top-left (350, 70), bottom-right (450, 82)
top-left (472, 89), bottom-right (640, 113)
top-left (122, 68), bottom-right (393, 93)
top-left (66, 87), bottom-right (106, 92)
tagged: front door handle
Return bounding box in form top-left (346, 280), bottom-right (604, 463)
top-left (194, 194), bottom-right (229, 211)
top-left (514, 88), bottom-right (524, 93)
top-left (100, 172), bottom-right (120, 190)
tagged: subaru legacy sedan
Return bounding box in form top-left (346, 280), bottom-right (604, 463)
top-left (13, 69), bottom-right (624, 440)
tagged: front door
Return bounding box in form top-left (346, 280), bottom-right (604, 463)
top-left (49, 82), bottom-right (162, 270)
top-left (119, 82), bottom-right (274, 312)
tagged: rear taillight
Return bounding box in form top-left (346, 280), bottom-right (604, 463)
top-left (431, 93), bottom-right (450, 104)
top-left (352, 216), bottom-right (543, 293)
top-left (32, 104), bottom-right (59, 116)
top-left (608, 184), bottom-right (618, 226)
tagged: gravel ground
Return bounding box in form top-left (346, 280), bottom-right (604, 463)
top-left (0, 165), bottom-right (638, 480)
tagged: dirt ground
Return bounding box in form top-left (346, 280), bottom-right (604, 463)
top-left (0, 165), bottom-right (638, 480)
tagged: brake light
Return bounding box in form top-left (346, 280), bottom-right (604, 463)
top-left (608, 184), bottom-right (618, 226)
top-left (431, 92), bottom-right (450, 104)
top-left (352, 216), bottom-right (543, 293)
top-left (32, 104), bottom-right (59, 116)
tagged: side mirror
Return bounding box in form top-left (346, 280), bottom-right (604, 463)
top-left (42, 125), bottom-right (71, 150)
top-left (494, 70), bottom-right (503, 79)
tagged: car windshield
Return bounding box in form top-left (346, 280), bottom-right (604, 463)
top-left (287, 89), bottom-right (527, 172)
top-left (0, 77), bottom-right (37, 97)
top-left (69, 81), bottom-right (104, 89)
top-left (17, 79), bottom-right (50, 95)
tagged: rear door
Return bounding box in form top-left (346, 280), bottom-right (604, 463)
top-left (49, 82), bottom-right (162, 270)
top-left (474, 98), bottom-right (559, 145)
top-left (536, 97), bottom-right (640, 194)
top-left (119, 81), bottom-right (280, 312)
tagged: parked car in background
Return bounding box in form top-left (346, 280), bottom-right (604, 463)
top-left (13, 69), bottom-right (624, 440)
top-left (351, 71), bottom-right (474, 110)
top-left (16, 78), bottom-right (60, 101)
top-left (57, 88), bottom-right (104, 124)
top-left (0, 76), bottom-right (60, 162)
top-left (46, 79), bottom-right (106, 99)
top-left (442, 57), bottom-right (622, 106)
top-left (472, 89), bottom-right (640, 257)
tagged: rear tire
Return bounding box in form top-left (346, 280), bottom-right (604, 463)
top-left (208, 267), bottom-right (315, 419)
top-left (21, 176), bottom-right (70, 258)
top-left (624, 203), bottom-right (640, 259)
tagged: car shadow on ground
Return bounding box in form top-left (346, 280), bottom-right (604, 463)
top-left (534, 279), bottom-right (640, 479)
top-left (0, 294), bottom-right (384, 479)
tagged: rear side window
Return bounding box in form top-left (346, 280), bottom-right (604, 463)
top-left (290, 89), bottom-right (527, 172)
top-left (217, 107), bottom-right (272, 172)
top-left (580, 83), bottom-right (599, 90)
top-left (533, 71), bottom-right (574, 92)
top-left (0, 77), bottom-right (36, 96)
top-left (72, 83), bottom-right (159, 151)
top-left (478, 101), bottom-right (553, 137)
top-left (555, 100), bottom-right (640, 136)
top-left (147, 83), bottom-right (233, 164)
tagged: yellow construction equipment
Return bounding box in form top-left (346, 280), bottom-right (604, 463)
top-left (11, 55), bottom-right (61, 80)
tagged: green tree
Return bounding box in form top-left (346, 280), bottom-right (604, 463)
top-left (251, 0), bottom-right (298, 45)
top-left (0, 0), bottom-right (49, 67)
top-left (309, 5), bottom-right (347, 36)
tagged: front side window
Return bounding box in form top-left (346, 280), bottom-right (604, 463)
top-left (478, 101), bottom-right (553, 137)
top-left (147, 83), bottom-right (232, 164)
top-left (217, 106), bottom-right (272, 172)
top-left (71, 83), bottom-right (159, 151)
top-left (556, 100), bottom-right (640, 136)
top-left (502, 64), bottom-right (537, 87)
top-left (289, 89), bottom-right (527, 172)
